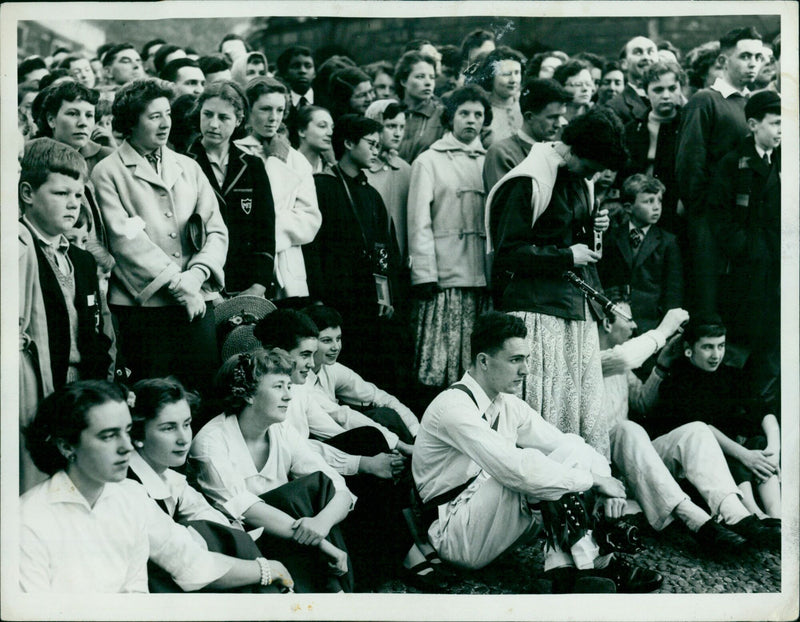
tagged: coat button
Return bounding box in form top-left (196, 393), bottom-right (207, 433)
top-left (172, 252), bottom-right (180, 258)
top-left (165, 212), bottom-right (173, 218)
top-left (169, 232), bottom-right (177, 238)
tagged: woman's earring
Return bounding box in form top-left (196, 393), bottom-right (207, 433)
top-left (133, 440), bottom-right (144, 449)
top-left (684, 349), bottom-right (692, 358)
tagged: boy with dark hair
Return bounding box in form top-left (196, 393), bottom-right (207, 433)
top-left (101, 43), bottom-right (144, 89)
top-left (276, 46), bottom-right (315, 109)
top-left (18, 56), bottom-right (48, 84)
top-left (410, 310), bottom-right (662, 593)
top-left (676, 26), bottom-right (764, 315)
top-left (305, 115), bottom-right (408, 400)
top-left (598, 173), bottom-right (683, 334)
top-left (302, 304), bottom-right (418, 452)
top-left (253, 308), bottom-right (411, 589)
top-left (160, 58), bottom-right (206, 98)
top-left (483, 77), bottom-right (571, 191)
top-left (710, 90), bottom-right (780, 410)
top-left (219, 33), bottom-right (249, 65)
top-left (198, 54), bottom-right (232, 84)
top-left (637, 314), bottom-right (780, 543)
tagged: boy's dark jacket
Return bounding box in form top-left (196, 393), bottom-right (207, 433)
top-left (23, 219), bottom-right (113, 387)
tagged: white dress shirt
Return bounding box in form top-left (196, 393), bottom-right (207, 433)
top-left (189, 413), bottom-right (355, 522)
top-left (20, 471), bottom-right (233, 593)
top-left (412, 372), bottom-right (609, 504)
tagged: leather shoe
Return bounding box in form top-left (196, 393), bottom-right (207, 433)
top-left (727, 515), bottom-right (781, 551)
top-left (401, 560), bottom-right (452, 592)
top-left (693, 520), bottom-right (747, 552)
top-left (545, 567), bottom-right (616, 593)
top-left (586, 555), bottom-right (663, 593)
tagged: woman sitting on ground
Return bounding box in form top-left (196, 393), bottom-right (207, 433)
top-left (20, 380), bottom-right (292, 593)
top-left (189, 348), bottom-right (355, 592)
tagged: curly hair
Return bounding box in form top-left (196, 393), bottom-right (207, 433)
top-left (441, 84), bottom-right (493, 131)
top-left (471, 46), bottom-right (526, 93)
top-left (111, 78), bottom-right (174, 138)
top-left (215, 348), bottom-right (294, 417)
top-left (35, 81), bottom-right (99, 139)
top-left (25, 381), bottom-right (129, 475)
top-left (561, 107), bottom-right (628, 171)
top-left (393, 51), bottom-right (436, 100)
top-left (552, 59), bottom-right (591, 87)
top-left (129, 377), bottom-right (200, 442)
top-left (641, 61), bottom-right (686, 90)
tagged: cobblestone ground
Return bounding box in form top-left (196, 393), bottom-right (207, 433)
top-left (376, 515), bottom-right (781, 594)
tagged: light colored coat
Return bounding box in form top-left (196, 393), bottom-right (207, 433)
top-left (91, 141), bottom-right (228, 307)
top-left (235, 136), bottom-right (321, 298)
top-left (407, 133), bottom-right (487, 288)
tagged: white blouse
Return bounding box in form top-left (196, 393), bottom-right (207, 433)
top-left (19, 471), bottom-right (233, 593)
top-left (189, 414), bottom-right (355, 522)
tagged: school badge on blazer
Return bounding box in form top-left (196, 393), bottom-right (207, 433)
top-left (240, 198), bottom-right (252, 214)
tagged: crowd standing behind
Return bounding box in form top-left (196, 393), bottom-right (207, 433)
top-left (16, 23), bottom-right (782, 595)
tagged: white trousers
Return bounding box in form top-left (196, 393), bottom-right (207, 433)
top-left (610, 420), bottom-right (741, 530)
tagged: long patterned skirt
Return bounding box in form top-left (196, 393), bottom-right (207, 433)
top-left (412, 287), bottom-right (491, 388)
top-left (510, 309), bottom-right (610, 459)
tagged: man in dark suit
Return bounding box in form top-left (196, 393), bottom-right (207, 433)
top-left (602, 36), bottom-right (658, 125)
top-left (598, 174), bottom-right (683, 335)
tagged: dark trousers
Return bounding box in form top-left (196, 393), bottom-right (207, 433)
top-left (111, 304), bottom-right (219, 396)
top-left (258, 472), bottom-right (354, 593)
top-left (362, 407), bottom-right (416, 445)
top-left (324, 428), bottom-right (412, 590)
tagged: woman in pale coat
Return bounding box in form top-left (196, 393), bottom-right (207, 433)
top-left (407, 85), bottom-right (492, 389)
top-left (235, 77), bottom-right (321, 304)
top-left (91, 78), bottom-right (228, 394)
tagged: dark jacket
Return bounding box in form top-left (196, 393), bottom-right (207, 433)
top-left (604, 84), bottom-right (650, 126)
top-left (491, 169), bottom-right (604, 320)
top-left (621, 112), bottom-right (682, 235)
top-left (598, 222), bottom-right (683, 333)
top-left (186, 140), bottom-right (276, 294)
top-left (24, 220), bottom-right (113, 387)
top-left (709, 136), bottom-right (780, 350)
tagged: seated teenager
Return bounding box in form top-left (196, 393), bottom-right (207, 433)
top-left (20, 380), bottom-right (292, 593)
top-left (639, 314), bottom-right (781, 536)
top-left (302, 304), bottom-right (418, 451)
top-left (410, 311), bottom-right (663, 594)
top-left (189, 349), bottom-right (354, 592)
top-left (598, 301), bottom-right (760, 552)
top-left (252, 309), bottom-right (412, 590)
top-left (128, 376), bottom-right (291, 592)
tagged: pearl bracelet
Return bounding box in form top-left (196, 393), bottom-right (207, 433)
top-left (256, 557), bottom-right (272, 586)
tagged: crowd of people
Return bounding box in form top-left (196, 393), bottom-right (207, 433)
top-left (16, 22), bottom-right (782, 596)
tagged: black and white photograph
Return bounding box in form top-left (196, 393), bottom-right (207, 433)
top-left (1, 1), bottom-right (797, 620)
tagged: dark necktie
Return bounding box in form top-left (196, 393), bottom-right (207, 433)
top-left (630, 227), bottom-right (644, 251)
top-left (762, 153), bottom-right (771, 167)
top-left (298, 96), bottom-right (309, 108)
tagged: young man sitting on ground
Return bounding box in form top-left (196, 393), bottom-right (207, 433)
top-left (302, 304), bottom-right (417, 454)
top-left (408, 311), bottom-right (663, 593)
top-left (598, 298), bottom-right (770, 552)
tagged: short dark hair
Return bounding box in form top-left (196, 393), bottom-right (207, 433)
top-left (141, 38), bottom-right (166, 61)
top-left (552, 59), bottom-right (591, 86)
top-left (102, 43), bottom-right (136, 68)
top-left (524, 51), bottom-right (568, 80)
top-left (641, 61), bottom-right (686, 90)
top-left (685, 41), bottom-right (721, 89)
top-left (25, 380), bottom-right (129, 475)
top-left (20, 138), bottom-right (87, 192)
top-left (439, 45), bottom-right (462, 71)
top-left (215, 349), bottom-right (293, 417)
top-left (18, 56), bottom-right (47, 83)
top-left (719, 27), bottom-right (762, 53)
top-left (362, 60), bottom-right (394, 84)
top-left (471, 46), bottom-right (526, 93)
top-left (160, 57), bottom-right (200, 83)
top-left (129, 377), bottom-right (200, 442)
top-left (219, 33), bottom-right (248, 53)
top-left (112, 78), bottom-right (174, 138)
top-left (394, 51), bottom-right (436, 100)
top-left (198, 54), bottom-right (231, 76)
top-left (276, 45), bottom-right (313, 77)
top-left (573, 52), bottom-right (606, 70)
top-left (441, 84), bottom-right (493, 131)
top-left (561, 107), bottom-right (628, 171)
top-left (287, 104), bottom-right (330, 148)
top-left (153, 44), bottom-right (184, 75)
top-left (402, 39), bottom-right (434, 55)
top-left (244, 76), bottom-right (287, 110)
top-left (519, 78), bottom-right (572, 114)
top-left (461, 28), bottom-right (495, 64)
top-left (332, 113), bottom-right (383, 160)
top-left (657, 40), bottom-right (682, 63)
top-left (683, 313), bottom-right (726, 347)
top-left (302, 304), bottom-right (344, 332)
top-left (37, 70), bottom-right (69, 92)
top-left (328, 66), bottom-right (372, 119)
top-left (36, 81), bottom-right (99, 138)
top-left (254, 308), bottom-right (319, 352)
top-left (58, 55), bottom-right (85, 71)
top-left (470, 312), bottom-right (527, 363)
top-left (621, 173), bottom-right (665, 204)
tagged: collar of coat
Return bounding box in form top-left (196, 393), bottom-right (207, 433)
top-left (428, 131), bottom-right (486, 157)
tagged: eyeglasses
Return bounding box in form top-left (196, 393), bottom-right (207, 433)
top-left (360, 138), bottom-right (380, 151)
